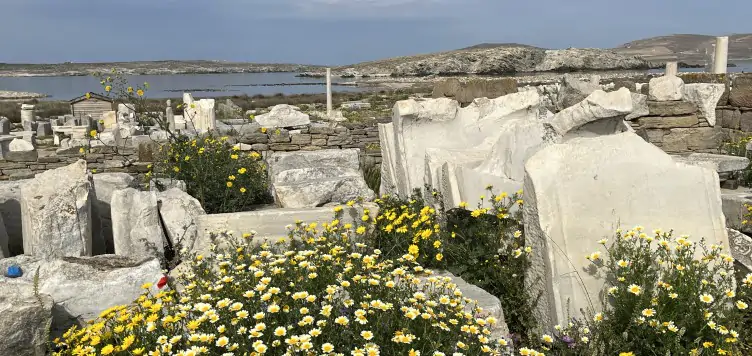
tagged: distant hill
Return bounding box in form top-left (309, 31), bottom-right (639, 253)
top-left (613, 33), bottom-right (752, 64)
top-left (460, 43), bottom-right (544, 50)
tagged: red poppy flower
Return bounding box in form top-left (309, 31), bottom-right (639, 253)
top-left (157, 275), bottom-right (168, 289)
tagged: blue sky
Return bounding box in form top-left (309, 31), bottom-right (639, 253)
top-left (0, 0), bottom-right (749, 65)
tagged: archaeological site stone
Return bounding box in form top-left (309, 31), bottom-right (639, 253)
top-left (549, 88), bottom-right (632, 136)
top-left (20, 160), bottom-right (93, 259)
top-left (0, 117), bottom-right (10, 135)
top-left (91, 173), bottom-right (137, 255)
top-left (36, 122), bottom-right (52, 137)
top-left (0, 282), bottom-right (52, 356)
top-left (0, 255), bottom-right (163, 338)
top-left (111, 188), bottom-right (166, 259)
top-left (648, 75), bottom-right (684, 101)
top-left (524, 132), bottom-right (728, 329)
top-left (682, 83), bottom-right (725, 126)
top-left (157, 188), bottom-right (205, 252)
top-left (255, 104), bottom-right (311, 128)
top-left (268, 148), bottom-right (375, 208)
top-left (194, 204), bottom-right (377, 255)
top-left (625, 93), bottom-right (649, 121)
top-left (729, 74), bottom-right (752, 108)
top-left (0, 181), bottom-right (22, 256)
top-left (728, 229), bottom-right (752, 272)
top-left (556, 74), bottom-right (600, 111)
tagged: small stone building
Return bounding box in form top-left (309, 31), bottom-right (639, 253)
top-left (69, 93), bottom-right (114, 122)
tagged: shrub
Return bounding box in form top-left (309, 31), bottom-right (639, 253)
top-left (536, 227), bottom-right (752, 355)
top-left (148, 136), bottom-right (272, 214)
top-left (53, 208), bottom-right (515, 356)
top-left (366, 187), bottom-right (537, 342)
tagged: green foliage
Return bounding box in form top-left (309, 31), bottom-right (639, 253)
top-left (148, 136), bottom-right (271, 214)
top-left (363, 165), bottom-right (381, 194)
top-left (536, 228), bottom-right (752, 355)
top-left (366, 187), bottom-right (538, 341)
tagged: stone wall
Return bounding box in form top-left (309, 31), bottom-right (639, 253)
top-left (0, 146), bottom-right (147, 181)
top-left (0, 121), bottom-right (387, 181)
top-left (236, 120), bottom-right (386, 170)
top-left (629, 100), bottom-right (722, 153)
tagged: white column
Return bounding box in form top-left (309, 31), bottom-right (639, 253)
top-left (712, 36), bottom-right (729, 74)
top-left (665, 61), bottom-right (678, 76)
top-left (326, 68), bottom-right (332, 116)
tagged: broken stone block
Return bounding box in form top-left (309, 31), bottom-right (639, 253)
top-left (91, 173), bottom-right (137, 255)
top-left (157, 188), bottom-right (205, 252)
top-left (672, 153), bottom-right (749, 173)
top-left (648, 75), bottom-right (684, 101)
top-left (556, 74), bottom-right (601, 111)
top-left (549, 88), bottom-right (632, 136)
top-left (254, 104), bottom-right (310, 128)
top-left (20, 160), bottom-right (93, 259)
top-left (111, 188), bottom-right (166, 259)
top-left (625, 93), bottom-right (649, 121)
top-left (268, 148), bottom-right (375, 208)
top-left (0, 282), bottom-right (53, 356)
top-left (524, 131), bottom-right (727, 329)
top-left (682, 83), bottom-right (725, 126)
top-left (728, 229), bottom-right (752, 272)
top-left (0, 255), bottom-right (162, 338)
top-left (193, 204), bottom-right (377, 254)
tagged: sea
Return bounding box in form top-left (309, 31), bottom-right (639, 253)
top-left (1, 60), bottom-right (751, 101)
top-left (0, 72), bottom-right (368, 101)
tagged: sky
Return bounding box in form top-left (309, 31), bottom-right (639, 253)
top-left (0, 0), bottom-right (749, 65)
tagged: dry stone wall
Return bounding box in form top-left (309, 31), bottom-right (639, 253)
top-left (0, 120), bottom-right (386, 180)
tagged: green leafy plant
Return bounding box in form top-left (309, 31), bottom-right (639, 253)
top-left (148, 136), bottom-right (271, 214)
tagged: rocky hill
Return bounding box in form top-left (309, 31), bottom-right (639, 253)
top-left (335, 47), bottom-right (655, 77)
top-left (613, 33), bottom-right (752, 64)
top-left (0, 60), bottom-right (323, 77)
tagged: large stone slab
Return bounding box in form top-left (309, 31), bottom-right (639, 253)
top-left (0, 255), bottom-right (163, 338)
top-left (91, 173), bottom-right (137, 255)
top-left (524, 131), bottom-right (728, 329)
top-left (648, 75), bottom-right (684, 101)
top-left (194, 204), bottom-right (377, 254)
top-left (268, 149), bottom-right (375, 208)
top-left (672, 153), bottom-right (749, 173)
top-left (0, 282), bottom-right (53, 356)
top-left (255, 104), bottom-right (311, 128)
top-left (157, 188), bottom-right (205, 252)
top-left (381, 91), bottom-right (540, 197)
top-left (683, 83), bottom-right (725, 126)
top-left (20, 160), bottom-right (93, 259)
top-left (637, 114), bottom-right (699, 129)
top-left (111, 188), bottom-right (167, 259)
